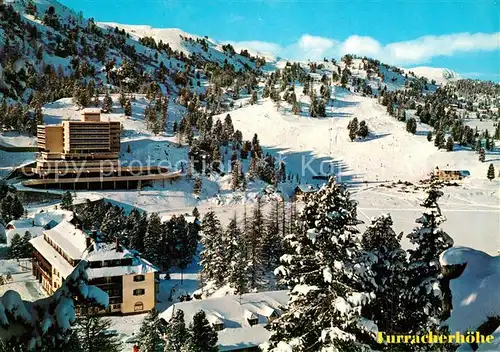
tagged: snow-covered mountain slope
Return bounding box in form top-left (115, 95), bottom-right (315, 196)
top-left (97, 22), bottom-right (270, 71)
top-left (0, 0), bottom-right (266, 102)
top-left (403, 66), bottom-right (460, 85)
top-left (99, 22), bottom-right (278, 64)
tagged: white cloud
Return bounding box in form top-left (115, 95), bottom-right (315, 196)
top-left (385, 32), bottom-right (500, 64)
top-left (227, 40), bottom-right (282, 57)
top-left (226, 32), bottom-right (500, 65)
top-left (339, 35), bottom-right (382, 58)
top-left (297, 34), bottom-right (337, 55)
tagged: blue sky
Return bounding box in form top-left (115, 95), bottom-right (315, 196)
top-left (59, 0), bottom-right (499, 81)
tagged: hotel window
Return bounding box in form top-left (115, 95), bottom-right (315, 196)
top-left (133, 289), bottom-right (145, 296)
top-left (133, 275), bottom-right (145, 282)
top-left (112, 304), bottom-right (121, 310)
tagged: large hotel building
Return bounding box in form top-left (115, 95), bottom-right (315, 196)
top-left (23, 108), bottom-right (180, 189)
top-left (36, 108), bottom-right (121, 170)
top-left (30, 215), bottom-right (159, 315)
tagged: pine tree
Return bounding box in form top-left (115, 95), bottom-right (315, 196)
top-left (102, 92), bottom-right (113, 113)
top-left (261, 200), bottom-right (283, 272)
top-left (143, 213), bottom-right (162, 266)
top-left (192, 207), bottom-right (200, 219)
top-left (33, 103), bottom-right (44, 131)
top-left (446, 136), bottom-right (454, 152)
top-left (292, 101), bottom-right (301, 115)
top-left (487, 163), bottom-right (495, 181)
top-left (479, 148), bottom-right (486, 162)
top-left (494, 123), bottom-right (500, 140)
top-left (21, 231), bottom-right (32, 258)
top-left (119, 90), bottom-right (127, 108)
top-left (183, 311), bottom-right (218, 352)
top-left (228, 227), bottom-right (248, 294)
top-left (12, 196), bottom-right (24, 220)
top-left (61, 191), bottom-right (73, 210)
top-left (225, 215), bottom-right (247, 293)
top-left (406, 118), bottom-right (417, 134)
top-left (26, 0), bottom-right (38, 16)
top-left (0, 195), bottom-right (13, 223)
top-left (251, 90), bottom-right (258, 105)
top-left (266, 177), bottom-right (376, 351)
top-left (246, 197), bottom-right (265, 290)
top-left (348, 117), bottom-right (358, 142)
top-left (361, 214), bottom-right (408, 334)
top-left (231, 160), bottom-right (242, 190)
top-left (130, 210), bottom-right (147, 253)
top-left (9, 233), bottom-right (23, 259)
top-left (434, 131), bottom-right (445, 149)
top-left (137, 309), bottom-right (165, 352)
top-left (357, 120), bottom-right (369, 139)
top-left (405, 183), bottom-right (454, 334)
top-left (0, 262), bottom-right (107, 350)
top-left (164, 310), bottom-right (188, 352)
top-left (193, 177), bottom-right (202, 196)
top-left (74, 309), bottom-right (122, 352)
top-left (199, 212), bottom-right (226, 286)
top-left (124, 99), bottom-right (132, 117)
top-left (223, 114), bottom-right (234, 138)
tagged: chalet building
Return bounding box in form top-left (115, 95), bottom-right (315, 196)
top-left (293, 184), bottom-right (320, 201)
top-left (22, 109), bottom-right (180, 189)
top-left (433, 167), bottom-right (471, 181)
top-left (160, 291), bottom-right (288, 352)
top-left (29, 215), bottom-right (159, 315)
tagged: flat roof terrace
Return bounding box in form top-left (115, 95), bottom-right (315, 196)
top-left (22, 169), bottom-right (182, 190)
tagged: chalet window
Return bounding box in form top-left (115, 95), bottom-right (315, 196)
top-left (112, 304), bottom-right (121, 310)
top-left (212, 323), bottom-right (224, 331)
top-left (134, 302), bottom-right (144, 312)
top-left (133, 275), bottom-right (145, 282)
top-left (133, 289), bottom-right (145, 296)
top-left (248, 318), bottom-right (259, 326)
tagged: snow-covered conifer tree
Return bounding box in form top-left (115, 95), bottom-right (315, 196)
top-left (261, 200), bottom-right (283, 271)
top-left (164, 310), bottom-right (188, 352)
top-left (0, 262), bottom-right (108, 350)
top-left (225, 215), bottom-right (248, 294)
top-left (246, 197), bottom-right (265, 290)
top-left (199, 211), bottom-right (226, 287)
top-left (361, 214), bottom-right (409, 334)
top-left (129, 210), bottom-right (147, 253)
top-left (265, 177), bottom-right (376, 351)
top-left (137, 309), bottom-right (165, 352)
top-left (405, 182), bottom-right (454, 333)
top-left (183, 311), bottom-right (218, 352)
top-left (143, 213), bottom-right (163, 266)
top-left (102, 91), bottom-right (113, 113)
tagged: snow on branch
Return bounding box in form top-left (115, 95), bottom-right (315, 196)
top-left (0, 260), bottom-right (109, 350)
